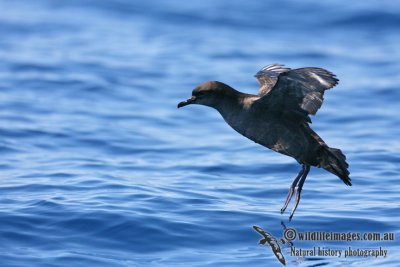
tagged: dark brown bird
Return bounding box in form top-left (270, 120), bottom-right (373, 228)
top-left (177, 64), bottom-right (351, 220)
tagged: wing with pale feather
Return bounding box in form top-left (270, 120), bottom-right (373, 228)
top-left (255, 64), bottom-right (291, 97)
top-left (254, 65), bottom-right (339, 123)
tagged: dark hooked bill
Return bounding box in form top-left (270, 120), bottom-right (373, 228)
top-left (177, 96), bottom-right (196, 108)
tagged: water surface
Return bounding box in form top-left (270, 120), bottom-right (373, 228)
top-left (0, 0), bottom-right (399, 266)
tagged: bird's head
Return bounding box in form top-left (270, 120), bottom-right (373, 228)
top-left (177, 81), bottom-right (234, 109)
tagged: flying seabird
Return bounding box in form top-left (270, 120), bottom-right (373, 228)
top-left (177, 64), bottom-right (351, 220)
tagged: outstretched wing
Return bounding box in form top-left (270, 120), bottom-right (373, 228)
top-left (254, 66), bottom-right (339, 122)
top-left (255, 64), bottom-right (291, 96)
top-left (253, 226), bottom-right (286, 265)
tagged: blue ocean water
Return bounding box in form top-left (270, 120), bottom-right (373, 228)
top-left (1, 0), bottom-right (399, 266)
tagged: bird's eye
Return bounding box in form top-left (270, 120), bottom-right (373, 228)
top-left (196, 91), bottom-right (206, 97)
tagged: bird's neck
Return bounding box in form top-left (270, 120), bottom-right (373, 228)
top-left (212, 92), bottom-right (241, 114)
top-left (214, 93), bottom-right (255, 129)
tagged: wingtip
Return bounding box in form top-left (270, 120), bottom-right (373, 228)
top-left (310, 68), bottom-right (340, 88)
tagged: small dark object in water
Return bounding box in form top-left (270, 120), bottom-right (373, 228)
top-left (178, 64), bottom-right (351, 220)
top-left (253, 225), bottom-right (286, 265)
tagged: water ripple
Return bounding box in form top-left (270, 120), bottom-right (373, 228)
top-left (1, 0), bottom-right (399, 266)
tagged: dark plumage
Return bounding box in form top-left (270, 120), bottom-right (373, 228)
top-left (178, 64), bottom-right (351, 220)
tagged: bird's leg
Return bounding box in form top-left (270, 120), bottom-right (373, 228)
top-left (289, 165), bottom-right (310, 221)
top-left (280, 165), bottom-right (306, 214)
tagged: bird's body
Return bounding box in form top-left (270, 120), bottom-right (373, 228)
top-left (178, 64), bottom-right (351, 220)
top-left (213, 91), bottom-right (318, 165)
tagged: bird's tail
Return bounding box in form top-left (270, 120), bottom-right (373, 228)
top-left (319, 146), bottom-right (351, 186)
